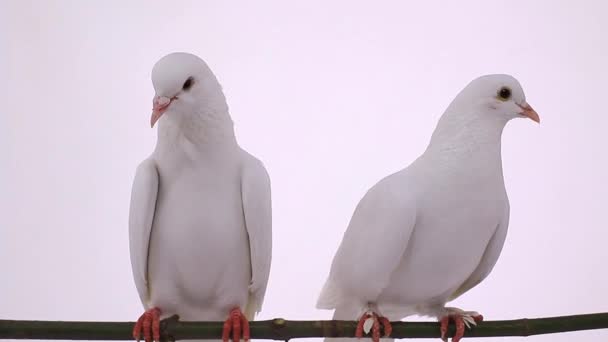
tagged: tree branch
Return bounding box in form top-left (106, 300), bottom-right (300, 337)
top-left (1, 313), bottom-right (607, 340)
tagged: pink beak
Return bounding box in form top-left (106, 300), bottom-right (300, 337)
top-left (518, 102), bottom-right (540, 124)
top-left (150, 96), bottom-right (175, 128)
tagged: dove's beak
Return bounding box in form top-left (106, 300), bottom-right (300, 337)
top-left (518, 102), bottom-right (540, 123)
top-left (151, 96), bottom-right (176, 128)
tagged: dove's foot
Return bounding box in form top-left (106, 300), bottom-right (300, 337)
top-left (439, 307), bottom-right (483, 342)
top-left (133, 307), bottom-right (161, 342)
top-left (222, 308), bottom-right (250, 342)
top-left (355, 311), bottom-right (392, 342)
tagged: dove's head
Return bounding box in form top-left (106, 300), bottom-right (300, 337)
top-left (446, 74), bottom-right (540, 124)
top-left (150, 52), bottom-right (229, 128)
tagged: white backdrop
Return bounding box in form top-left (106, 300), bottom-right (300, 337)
top-left (1, 1), bottom-right (607, 341)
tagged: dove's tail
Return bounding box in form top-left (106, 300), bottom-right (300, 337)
top-left (244, 293), bottom-right (259, 321)
top-left (323, 305), bottom-right (395, 342)
top-left (316, 279), bottom-right (340, 309)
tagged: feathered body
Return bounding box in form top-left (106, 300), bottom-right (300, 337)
top-left (129, 53), bottom-right (271, 341)
top-left (318, 74), bottom-right (538, 342)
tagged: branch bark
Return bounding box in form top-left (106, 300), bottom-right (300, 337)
top-left (1, 313), bottom-right (607, 340)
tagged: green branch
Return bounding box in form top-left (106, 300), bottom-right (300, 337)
top-left (1, 313), bottom-right (607, 340)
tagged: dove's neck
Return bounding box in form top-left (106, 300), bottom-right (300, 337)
top-left (424, 112), bottom-right (507, 178)
top-left (155, 108), bottom-right (237, 155)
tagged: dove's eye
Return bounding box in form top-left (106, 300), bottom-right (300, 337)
top-left (182, 77), bottom-right (194, 91)
top-left (497, 87), bottom-right (511, 101)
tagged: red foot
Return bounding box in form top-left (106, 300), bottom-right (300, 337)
top-left (133, 307), bottom-right (161, 342)
top-left (222, 308), bottom-right (250, 342)
top-left (439, 313), bottom-right (483, 342)
top-left (355, 312), bottom-right (392, 342)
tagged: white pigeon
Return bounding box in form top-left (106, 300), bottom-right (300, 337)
top-left (128, 52), bottom-right (272, 342)
top-left (317, 74), bottom-right (539, 342)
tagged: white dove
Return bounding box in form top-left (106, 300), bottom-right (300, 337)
top-left (317, 74), bottom-right (539, 342)
top-left (128, 52), bottom-right (272, 342)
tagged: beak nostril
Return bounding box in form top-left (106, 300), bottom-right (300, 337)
top-left (154, 96), bottom-right (171, 108)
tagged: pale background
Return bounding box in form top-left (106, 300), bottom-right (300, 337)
top-left (1, 1), bottom-right (607, 341)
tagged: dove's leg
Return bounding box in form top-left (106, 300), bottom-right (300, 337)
top-left (222, 308), bottom-right (250, 342)
top-left (133, 307), bottom-right (161, 342)
top-left (438, 307), bottom-right (483, 342)
top-left (355, 311), bottom-right (392, 342)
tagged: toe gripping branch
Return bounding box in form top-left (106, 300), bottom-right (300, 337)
top-left (222, 308), bottom-right (250, 342)
top-left (355, 312), bottom-right (392, 342)
top-left (440, 313), bottom-right (483, 342)
top-left (133, 308), bottom-right (162, 342)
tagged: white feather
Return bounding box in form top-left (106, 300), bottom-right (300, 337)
top-left (128, 158), bottom-right (159, 308)
top-left (240, 154), bottom-right (272, 320)
top-left (128, 53), bottom-right (272, 328)
top-left (318, 74), bottom-right (535, 323)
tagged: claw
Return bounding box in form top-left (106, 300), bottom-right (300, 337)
top-left (439, 309), bottom-right (483, 342)
top-left (133, 307), bottom-right (161, 342)
top-left (222, 318), bottom-right (231, 342)
top-left (440, 316), bottom-right (449, 342)
top-left (232, 309), bottom-right (241, 342)
top-left (241, 314), bottom-right (251, 342)
top-left (378, 316), bottom-right (392, 337)
top-left (355, 311), bottom-right (392, 342)
top-left (355, 313), bottom-right (368, 337)
top-left (222, 308), bottom-right (250, 342)
top-left (372, 316), bottom-right (380, 342)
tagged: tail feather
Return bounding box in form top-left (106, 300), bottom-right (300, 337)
top-left (244, 293), bottom-right (259, 321)
top-left (317, 279), bottom-right (342, 309)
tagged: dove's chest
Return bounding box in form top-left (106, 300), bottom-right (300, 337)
top-left (152, 153), bottom-right (248, 250)
top-left (416, 148), bottom-right (508, 228)
top-left (420, 173), bottom-right (507, 228)
top-left (413, 155), bottom-right (508, 249)
top-left (381, 156), bottom-right (509, 304)
top-left (146, 152), bottom-right (251, 309)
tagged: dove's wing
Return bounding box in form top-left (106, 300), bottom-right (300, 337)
top-left (128, 158), bottom-right (159, 308)
top-left (240, 155), bottom-right (272, 320)
top-left (448, 203), bottom-right (510, 301)
top-left (318, 172), bottom-right (417, 308)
